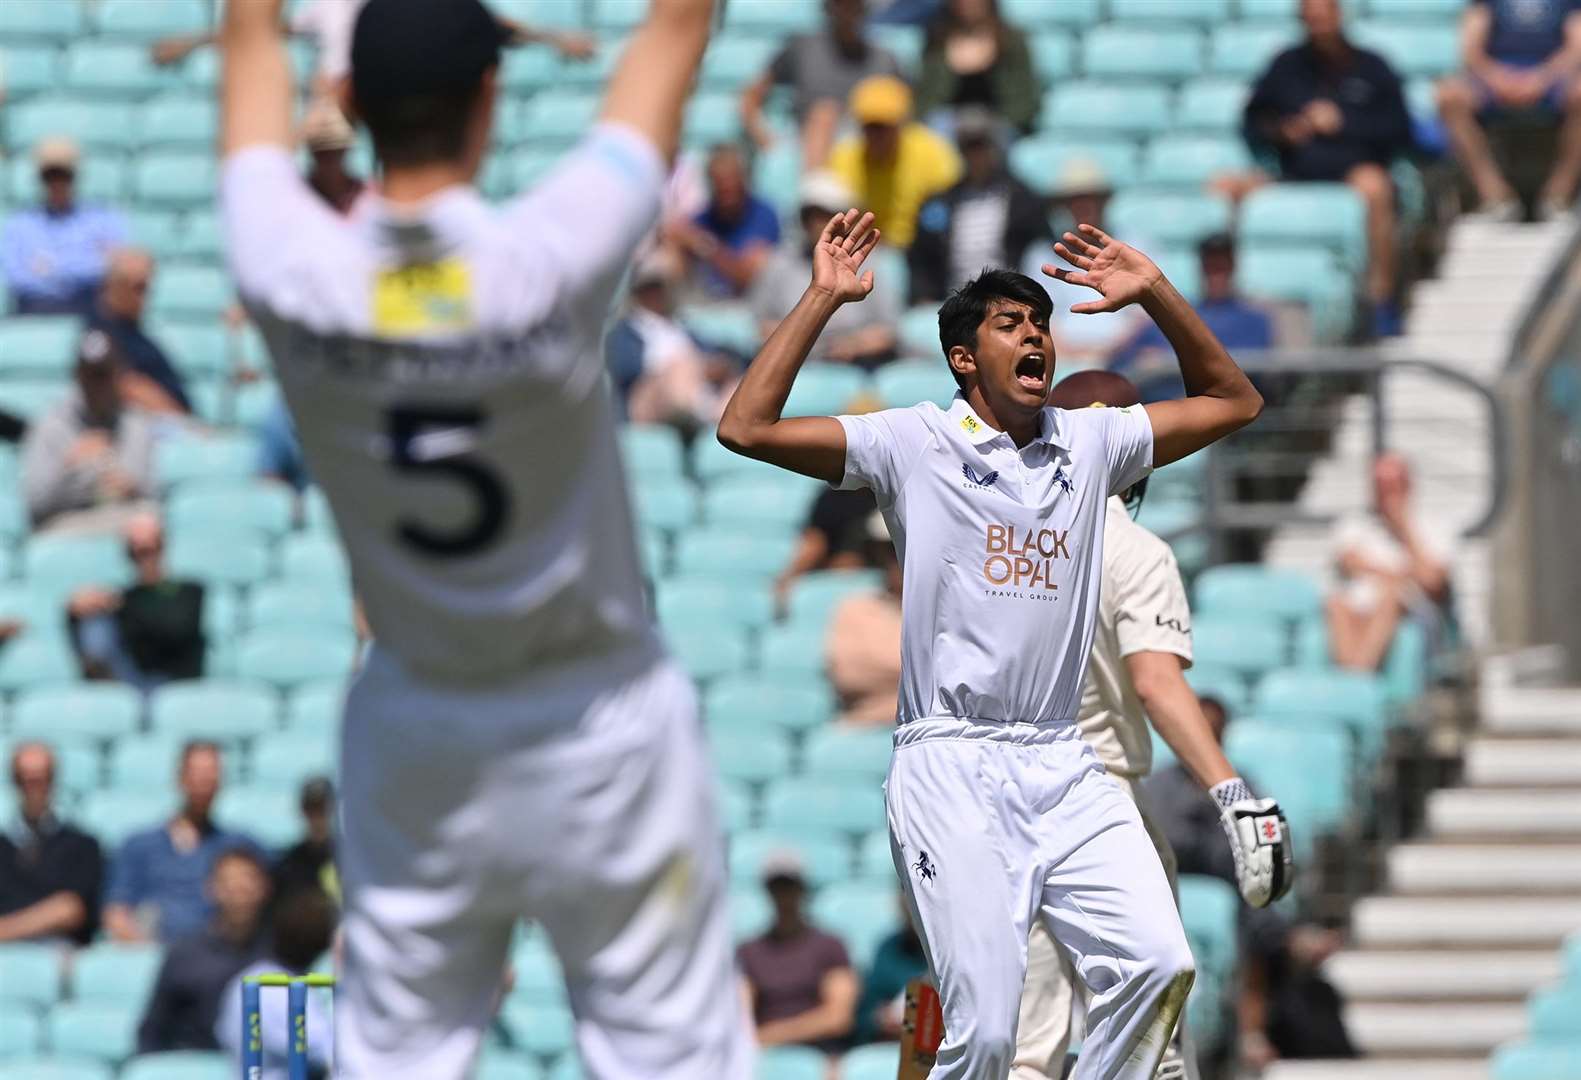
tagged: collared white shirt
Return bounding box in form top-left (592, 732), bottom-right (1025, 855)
top-left (1078, 497), bottom-right (1194, 778)
top-left (836, 394), bottom-right (1153, 728)
top-left (220, 125), bottom-right (666, 684)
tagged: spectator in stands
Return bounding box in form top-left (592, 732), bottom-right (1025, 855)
top-left (752, 172), bottom-right (901, 366)
top-left (137, 846), bottom-right (272, 1054)
top-left (104, 741), bottom-right (260, 944)
top-left (605, 252), bottom-right (737, 432)
top-left (273, 777), bottom-right (338, 906)
top-left (741, 0), bottom-right (904, 167)
top-left (829, 76), bottom-right (964, 250)
top-left (915, 0), bottom-right (1041, 134)
top-left (1145, 697), bottom-right (1357, 1068)
top-left (90, 249), bottom-right (192, 416)
top-left (1109, 234), bottom-right (1276, 401)
top-left (773, 488), bottom-right (878, 605)
top-left (852, 900), bottom-right (928, 1044)
top-left (738, 851), bottom-right (858, 1053)
top-left (69, 512), bottom-right (205, 690)
top-left (217, 888), bottom-right (339, 1079)
top-left (301, 98), bottom-right (365, 217)
top-left (21, 330), bottom-right (156, 534)
top-left (1243, 0), bottom-right (1414, 337)
top-left (0, 742), bottom-right (104, 945)
top-left (1022, 159), bottom-right (1148, 364)
top-left (672, 144), bottom-right (782, 299)
top-left (1, 137), bottom-right (128, 316)
top-left (908, 108), bottom-right (1052, 305)
top-left (1327, 452), bottom-right (1453, 671)
top-left (1436, 0), bottom-right (1581, 220)
top-left (826, 512), bottom-right (904, 727)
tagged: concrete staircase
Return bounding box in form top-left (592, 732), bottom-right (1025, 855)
top-left (1263, 680), bottom-right (1581, 1080)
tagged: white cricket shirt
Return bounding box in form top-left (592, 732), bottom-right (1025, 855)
top-left (220, 125), bottom-right (666, 684)
top-left (837, 395), bottom-right (1153, 730)
top-left (1077, 497), bottom-right (1194, 778)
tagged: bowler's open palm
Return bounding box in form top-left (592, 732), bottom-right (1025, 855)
top-left (1042, 224), bottom-right (1164, 314)
top-left (811, 208), bottom-right (881, 305)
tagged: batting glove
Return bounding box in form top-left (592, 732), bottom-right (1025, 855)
top-left (1211, 778), bottom-right (1294, 908)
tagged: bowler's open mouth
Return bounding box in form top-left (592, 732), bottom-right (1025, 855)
top-left (1015, 351), bottom-right (1047, 391)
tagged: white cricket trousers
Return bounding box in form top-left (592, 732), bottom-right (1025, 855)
top-left (1015, 778), bottom-right (1196, 1080)
top-left (334, 643), bottom-right (753, 1080)
top-left (887, 720), bottom-right (1194, 1080)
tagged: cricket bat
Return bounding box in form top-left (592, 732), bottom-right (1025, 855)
top-left (897, 976), bottom-right (944, 1080)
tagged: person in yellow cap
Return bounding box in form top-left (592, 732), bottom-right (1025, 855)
top-left (828, 75), bottom-right (963, 249)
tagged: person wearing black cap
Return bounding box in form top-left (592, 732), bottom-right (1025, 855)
top-left (272, 777), bottom-right (338, 906)
top-left (218, 1), bottom-right (749, 1077)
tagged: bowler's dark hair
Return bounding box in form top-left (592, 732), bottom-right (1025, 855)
top-left (360, 85), bottom-right (485, 170)
top-left (937, 269), bottom-right (1053, 388)
top-left (272, 888), bottom-right (339, 973)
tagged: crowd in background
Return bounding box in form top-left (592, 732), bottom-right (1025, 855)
top-left (0, 0), bottom-right (1555, 1074)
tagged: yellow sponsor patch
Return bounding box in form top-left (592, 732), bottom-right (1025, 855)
top-left (372, 259), bottom-right (473, 334)
top-left (960, 415), bottom-right (981, 435)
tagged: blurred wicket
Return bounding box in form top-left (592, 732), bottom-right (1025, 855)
top-left (241, 972), bottom-right (336, 1080)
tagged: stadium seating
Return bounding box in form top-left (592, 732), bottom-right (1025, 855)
top-left (117, 1053), bottom-right (230, 1080)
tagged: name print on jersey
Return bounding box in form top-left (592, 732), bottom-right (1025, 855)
top-left (983, 523), bottom-right (1072, 598)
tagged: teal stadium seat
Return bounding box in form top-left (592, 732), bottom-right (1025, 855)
top-left (0, 634), bottom-right (81, 693)
top-left (236, 629), bottom-right (358, 691)
top-left (0, 944), bottom-right (62, 1007)
top-left (1491, 1043), bottom-right (1581, 1080)
top-left (71, 945), bottom-right (162, 1007)
top-left (172, 212), bottom-right (223, 263)
top-left (507, 938), bottom-right (566, 1008)
top-left (680, 303), bottom-right (761, 357)
top-left (1028, 30), bottom-right (1076, 82)
top-left (665, 626), bottom-right (750, 682)
top-left (756, 623), bottom-right (828, 678)
top-left (246, 582), bottom-right (355, 633)
top-left (1001, 0), bottom-right (1101, 27)
top-left (811, 879), bottom-right (898, 963)
top-left (841, 1043), bottom-right (902, 1080)
top-left (138, 97), bottom-right (218, 150)
top-left (214, 785), bottom-right (300, 849)
top-left (80, 790), bottom-right (176, 849)
top-left (700, 35), bottom-right (776, 88)
top-left (150, 264), bottom-right (231, 320)
top-left (1044, 82), bottom-right (1173, 136)
top-left (134, 154), bottom-right (218, 208)
top-left (617, 424), bottom-right (685, 482)
top-left (1109, 190), bottom-right (1233, 248)
top-left (150, 680), bottom-right (278, 743)
top-left (166, 532), bottom-right (270, 588)
top-left (126, 211), bottom-right (184, 258)
top-left (9, 99), bottom-right (135, 152)
top-left (501, 1001), bottom-right (575, 1058)
top-left (1240, 0), bottom-right (1301, 18)
top-left (1209, 22), bottom-right (1299, 76)
top-left (1112, 0), bottom-right (1231, 19)
top-left (755, 1046), bottom-right (825, 1080)
top-left (1176, 77), bottom-right (1253, 131)
top-left (782, 363), bottom-right (869, 417)
top-left (250, 731), bottom-right (336, 788)
top-left (148, 322), bottom-right (228, 378)
top-left (0, 1008), bottom-right (40, 1057)
top-left (731, 829), bottom-right (852, 888)
top-left (705, 674), bottom-right (835, 735)
top-left (1352, 19), bottom-right (1458, 77)
top-left (544, 1059), bottom-right (583, 1080)
top-left (1082, 27), bottom-right (1205, 81)
top-left (154, 432), bottom-right (261, 488)
top-left (1140, 135), bottom-right (1253, 188)
top-left (106, 735), bottom-right (182, 791)
top-left (0, 381), bottom-right (68, 422)
top-left (44, 1002), bottom-right (138, 1063)
top-left (674, 528), bottom-right (796, 581)
top-left (0, 317), bottom-right (81, 377)
top-left (856, 829), bottom-right (897, 880)
top-left (700, 476), bottom-right (817, 531)
top-left (1183, 663), bottom-right (1253, 715)
top-left (802, 727), bottom-right (893, 782)
top-left (278, 535), bottom-right (350, 585)
top-left (94, 0), bottom-right (209, 37)
top-left (1233, 246), bottom-right (1354, 341)
top-left (1223, 723), bottom-right (1349, 846)
top-left (1380, 619), bottom-right (1428, 706)
top-left (1194, 564), bottom-right (1323, 625)
top-left (118, 1052), bottom-right (231, 1080)
top-left (0, 0), bottom-right (86, 38)
top-left (168, 483), bottom-right (295, 542)
top-left (0, 1061), bottom-right (112, 1080)
top-left (1176, 874), bottom-right (1238, 977)
top-left (657, 576), bottom-right (775, 634)
top-left (683, 93), bottom-right (743, 147)
top-left (752, 142), bottom-right (803, 217)
top-left (498, 48), bottom-right (557, 93)
top-left (1254, 667), bottom-right (1389, 757)
top-left (590, 0), bottom-right (647, 29)
top-left (629, 476), bottom-right (699, 534)
top-left (898, 305), bottom-right (941, 358)
top-left (0, 46), bottom-right (59, 97)
top-left (1240, 183), bottom-right (1367, 271)
top-left (764, 777), bottom-right (885, 834)
top-left (11, 685), bottom-right (140, 742)
top-left (711, 729), bottom-right (794, 786)
top-left (787, 570), bottom-right (884, 629)
top-left (287, 680), bottom-right (347, 736)
top-left (63, 44), bottom-right (160, 95)
top-left (875, 358), bottom-right (958, 409)
top-left (718, 779), bottom-right (754, 832)
top-left (520, 93), bottom-right (603, 143)
top-left (1529, 983), bottom-right (1581, 1041)
top-left (1191, 614), bottom-right (1287, 679)
top-left (1009, 136), bottom-right (1142, 196)
top-left (722, 0), bottom-right (820, 33)
top-left (473, 1051), bottom-right (545, 1080)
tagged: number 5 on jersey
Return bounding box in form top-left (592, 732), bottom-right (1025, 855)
top-left (386, 406), bottom-right (510, 558)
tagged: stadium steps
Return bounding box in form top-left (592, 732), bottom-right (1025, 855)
top-left (1321, 683), bottom-right (1581, 1065)
top-left (1263, 1063), bottom-right (1489, 1080)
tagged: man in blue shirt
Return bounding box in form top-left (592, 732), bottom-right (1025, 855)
top-left (676, 143), bottom-right (781, 298)
top-left (1437, 0), bottom-right (1581, 219)
top-left (103, 741), bottom-right (262, 944)
top-left (1, 137), bottom-right (127, 315)
top-left (1109, 234), bottom-right (1274, 402)
top-left (89, 249), bottom-right (193, 415)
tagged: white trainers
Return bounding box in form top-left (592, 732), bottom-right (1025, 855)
top-left (1536, 195), bottom-right (1575, 222)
